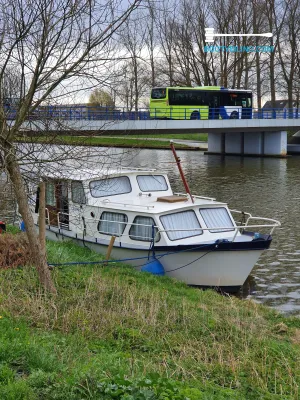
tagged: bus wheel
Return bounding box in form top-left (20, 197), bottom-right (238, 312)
top-left (230, 111), bottom-right (239, 119)
top-left (190, 111), bottom-right (200, 120)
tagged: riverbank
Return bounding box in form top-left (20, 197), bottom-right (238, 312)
top-left (0, 233), bottom-right (299, 399)
top-left (16, 133), bottom-right (208, 150)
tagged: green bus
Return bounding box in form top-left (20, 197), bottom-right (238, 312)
top-left (149, 86), bottom-right (252, 120)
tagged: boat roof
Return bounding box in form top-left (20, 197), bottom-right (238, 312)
top-left (90, 195), bottom-right (228, 214)
top-left (41, 167), bottom-right (229, 211)
top-left (42, 167), bottom-right (158, 181)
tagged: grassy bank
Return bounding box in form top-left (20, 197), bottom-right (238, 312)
top-left (123, 133), bottom-right (208, 141)
top-left (15, 135), bottom-right (202, 150)
top-left (0, 236), bottom-right (299, 399)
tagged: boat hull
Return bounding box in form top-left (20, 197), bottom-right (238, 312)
top-left (43, 226), bottom-right (271, 293)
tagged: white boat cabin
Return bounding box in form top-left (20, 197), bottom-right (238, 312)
top-left (34, 168), bottom-right (244, 248)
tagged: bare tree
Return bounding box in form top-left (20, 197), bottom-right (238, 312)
top-left (0, 0), bottom-right (141, 293)
top-left (274, 0), bottom-right (300, 111)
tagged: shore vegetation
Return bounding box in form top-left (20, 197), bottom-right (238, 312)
top-left (0, 232), bottom-right (299, 399)
top-left (15, 135), bottom-right (206, 150)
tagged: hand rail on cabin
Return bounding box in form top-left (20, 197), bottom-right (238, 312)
top-left (120, 167), bottom-right (157, 172)
top-left (174, 192), bottom-right (216, 201)
top-left (100, 199), bottom-right (155, 209)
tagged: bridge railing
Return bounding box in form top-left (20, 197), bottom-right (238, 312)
top-left (4, 105), bottom-right (300, 121)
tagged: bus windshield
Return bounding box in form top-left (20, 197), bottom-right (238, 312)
top-left (151, 88), bottom-right (167, 99)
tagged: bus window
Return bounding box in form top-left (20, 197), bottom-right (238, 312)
top-left (169, 89), bottom-right (207, 106)
top-left (151, 88), bottom-right (166, 99)
top-left (228, 93), bottom-right (252, 108)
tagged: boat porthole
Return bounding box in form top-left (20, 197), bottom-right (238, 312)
top-left (90, 212), bottom-right (95, 218)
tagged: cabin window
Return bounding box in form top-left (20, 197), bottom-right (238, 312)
top-left (137, 175), bottom-right (168, 192)
top-left (199, 208), bottom-right (234, 232)
top-left (90, 176), bottom-right (132, 197)
top-left (45, 182), bottom-right (55, 206)
top-left (129, 216), bottom-right (160, 242)
top-left (98, 212), bottom-right (128, 236)
top-left (71, 181), bottom-right (86, 204)
top-left (160, 210), bottom-right (202, 241)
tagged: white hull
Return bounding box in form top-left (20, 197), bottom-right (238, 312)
top-left (44, 227), bottom-right (263, 291)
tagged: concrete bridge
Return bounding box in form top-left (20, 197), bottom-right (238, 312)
top-left (21, 117), bottom-right (300, 157)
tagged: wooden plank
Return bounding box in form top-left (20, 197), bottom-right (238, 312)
top-left (157, 195), bottom-right (187, 203)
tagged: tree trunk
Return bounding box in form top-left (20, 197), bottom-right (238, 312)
top-left (133, 58), bottom-right (139, 112)
top-left (5, 144), bottom-right (56, 294)
top-left (270, 50), bottom-right (276, 108)
top-left (288, 82), bottom-right (294, 117)
top-left (256, 51), bottom-right (262, 109)
top-left (38, 182), bottom-right (46, 256)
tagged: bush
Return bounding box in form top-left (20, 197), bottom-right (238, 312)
top-left (0, 233), bottom-right (32, 269)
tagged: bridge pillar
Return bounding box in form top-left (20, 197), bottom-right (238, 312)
top-left (225, 132), bottom-right (243, 154)
top-left (264, 131), bottom-right (287, 156)
top-left (244, 132), bottom-right (263, 155)
top-left (207, 131), bottom-right (287, 157)
top-left (207, 132), bottom-right (225, 153)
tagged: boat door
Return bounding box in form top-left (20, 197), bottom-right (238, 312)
top-left (45, 180), bottom-right (69, 228)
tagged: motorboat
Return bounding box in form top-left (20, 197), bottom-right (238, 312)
top-left (28, 158), bottom-right (280, 293)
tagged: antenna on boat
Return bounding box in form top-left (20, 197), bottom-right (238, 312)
top-left (170, 141), bottom-right (194, 203)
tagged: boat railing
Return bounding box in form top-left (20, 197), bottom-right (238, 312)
top-left (56, 211), bottom-right (70, 230)
top-left (229, 209), bottom-right (252, 226)
top-left (229, 209), bottom-right (280, 232)
top-left (54, 211), bottom-right (280, 243)
top-left (243, 216), bottom-right (281, 234)
top-left (56, 212), bottom-right (160, 241)
top-left (45, 208), bottom-right (50, 225)
top-left (174, 192), bottom-right (216, 201)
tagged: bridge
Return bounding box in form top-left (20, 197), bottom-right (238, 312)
top-left (16, 106), bottom-right (300, 157)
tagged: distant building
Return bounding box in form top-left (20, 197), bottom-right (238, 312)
top-left (263, 100), bottom-right (298, 109)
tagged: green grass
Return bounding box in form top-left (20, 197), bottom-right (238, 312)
top-left (0, 237), bottom-right (299, 399)
top-left (15, 135), bottom-right (201, 150)
top-left (122, 133), bottom-right (208, 141)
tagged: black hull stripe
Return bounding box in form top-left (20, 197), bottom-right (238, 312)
top-left (44, 225), bottom-right (272, 252)
top-left (154, 239), bottom-right (272, 252)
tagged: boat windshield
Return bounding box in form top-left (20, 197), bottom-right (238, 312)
top-left (160, 210), bottom-right (203, 241)
top-left (199, 208), bottom-right (234, 232)
top-left (137, 175), bottom-right (168, 192)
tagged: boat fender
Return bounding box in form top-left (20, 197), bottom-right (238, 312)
top-left (252, 232), bottom-right (263, 241)
top-left (141, 258), bottom-right (165, 276)
top-left (19, 220), bottom-right (26, 232)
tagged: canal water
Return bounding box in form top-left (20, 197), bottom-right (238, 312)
top-left (131, 149), bottom-right (300, 315)
top-left (2, 146), bottom-right (300, 315)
